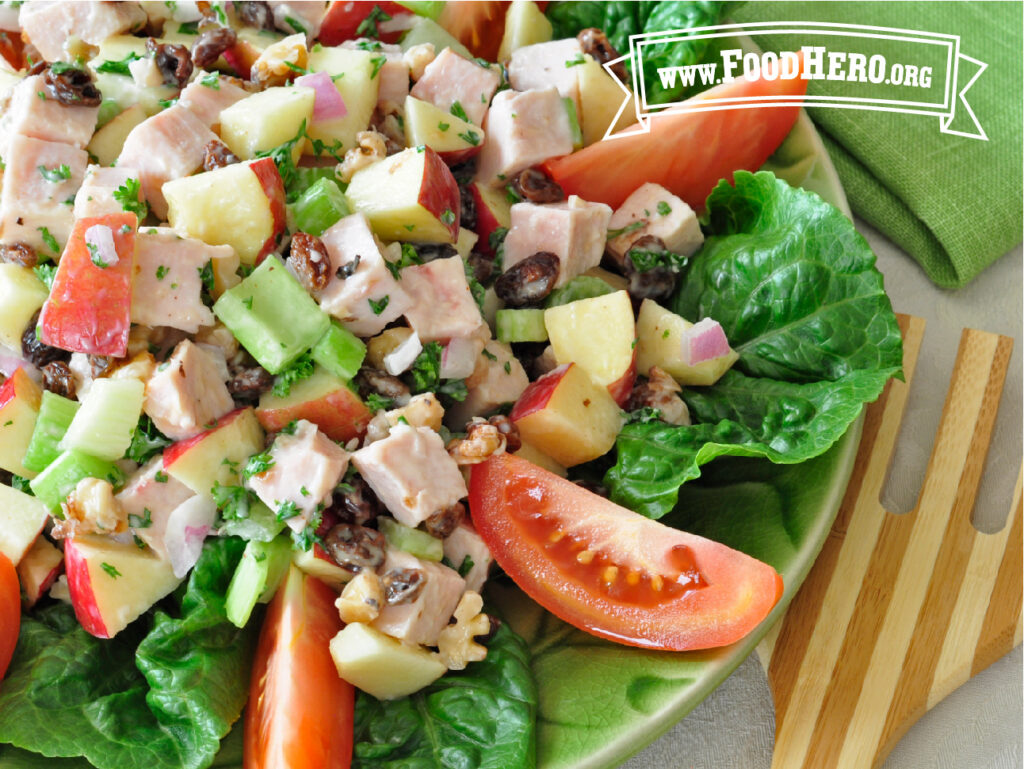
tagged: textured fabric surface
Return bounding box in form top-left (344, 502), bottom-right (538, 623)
top-left (733, 1), bottom-right (1023, 288)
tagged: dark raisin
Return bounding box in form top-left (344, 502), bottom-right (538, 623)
top-left (234, 0), bottom-right (275, 30)
top-left (423, 502), bottom-right (465, 539)
top-left (577, 28), bottom-right (627, 82)
top-left (0, 242), bottom-right (38, 268)
top-left (323, 523), bottom-right (387, 574)
top-left (42, 65), bottom-right (101, 107)
top-left (87, 355), bottom-right (112, 378)
top-left (336, 254), bottom-right (360, 279)
top-left (487, 414), bottom-right (521, 452)
top-left (623, 236), bottom-right (677, 303)
top-left (202, 139), bottom-right (239, 171)
top-left (412, 243), bottom-right (458, 263)
top-left (381, 567), bottom-right (426, 605)
top-left (459, 183), bottom-right (477, 230)
top-left (478, 614), bottom-right (502, 644)
top-left (512, 167), bottom-right (564, 204)
top-left (288, 232), bottom-right (332, 292)
top-left (191, 26), bottom-right (237, 69)
top-left (333, 475), bottom-right (384, 526)
top-left (494, 252), bottom-right (560, 307)
top-left (226, 366), bottom-right (274, 402)
top-left (466, 251), bottom-right (495, 285)
top-left (147, 37), bottom-right (194, 88)
top-left (41, 361), bottom-right (76, 399)
top-left (356, 367), bottom-right (411, 402)
top-left (26, 59), bottom-right (47, 77)
top-left (21, 311), bottom-right (70, 367)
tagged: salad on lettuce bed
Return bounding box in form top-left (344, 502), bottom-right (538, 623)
top-left (0, 1), bottom-right (900, 768)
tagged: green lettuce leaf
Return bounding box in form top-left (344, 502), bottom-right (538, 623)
top-left (352, 620), bottom-right (537, 769)
top-left (0, 538), bottom-right (257, 769)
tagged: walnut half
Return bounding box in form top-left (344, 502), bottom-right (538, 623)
top-left (437, 590), bottom-right (490, 670)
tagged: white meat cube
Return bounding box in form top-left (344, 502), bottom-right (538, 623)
top-left (144, 339), bottom-right (235, 441)
top-left (445, 340), bottom-right (529, 427)
top-left (410, 47), bottom-right (500, 126)
top-left (502, 195), bottom-right (612, 287)
top-left (19, 1), bottom-right (147, 62)
top-left (117, 105), bottom-right (218, 220)
top-left (317, 212), bottom-right (413, 337)
top-left (341, 40), bottom-right (409, 109)
top-left (401, 256), bottom-right (486, 343)
top-left (73, 166), bottom-right (138, 219)
top-left (269, 1), bottom-right (327, 40)
top-left (116, 454), bottom-right (197, 557)
top-left (606, 182), bottom-right (704, 261)
top-left (371, 548), bottom-right (466, 647)
top-left (352, 423), bottom-right (467, 528)
top-left (177, 73), bottom-right (251, 128)
top-left (247, 420), bottom-right (349, 532)
top-left (508, 38), bottom-right (584, 107)
top-left (0, 135), bottom-right (86, 253)
top-left (474, 88), bottom-right (573, 189)
top-left (132, 227), bottom-right (223, 333)
top-left (442, 521), bottom-right (493, 593)
top-left (0, 74), bottom-right (99, 155)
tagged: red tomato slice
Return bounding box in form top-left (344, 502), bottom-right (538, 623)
top-left (319, 1), bottom-right (411, 46)
top-left (0, 552), bottom-right (19, 684)
top-left (542, 63), bottom-right (808, 211)
top-left (39, 213), bottom-right (137, 357)
top-left (469, 453), bottom-right (783, 651)
top-left (244, 565), bottom-right (353, 769)
top-left (437, 1), bottom-right (509, 61)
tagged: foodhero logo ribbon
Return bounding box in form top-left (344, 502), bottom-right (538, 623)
top-left (601, 21), bottom-right (988, 141)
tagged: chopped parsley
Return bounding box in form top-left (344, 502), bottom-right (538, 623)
top-left (276, 500), bottom-right (300, 521)
top-left (101, 562), bottom-right (122, 579)
top-left (503, 360), bottom-right (512, 374)
top-left (385, 242), bottom-right (422, 279)
top-left (126, 415), bottom-right (172, 464)
top-left (128, 508), bottom-right (153, 529)
top-left (198, 260), bottom-right (215, 293)
top-left (280, 420), bottom-right (299, 435)
top-left (607, 220), bottom-right (646, 239)
top-left (284, 14), bottom-right (306, 34)
top-left (199, 71), bottom-right (220, 89)
top-left (463, 257), bottom-right (486, 312)
top-left (155, 470), bottom-right (169, 483)
top-left (657, 200), bottom-right (672, 216)
top-left (32, 262), bottom-right (57, 289)
top-left (368, 295), bottom-right (390, 315)
top-left (481, 348), bottom-right (498, 361)
top-left (457, 129), bottom-right (481, 146)
top-left (38, 164), bottom-right (71, 182)
top-left (355, 4), bottom-right (391, 37)
top-left (156, 265), bottom-right (169, 280)
top-left (112, 177), bottom-right (149, 220)
top-left (457, 554), bottom-right (475, 577)
top-left (628, 246), bottom-right (688, 273)
top-left (272, 352), bottom-right (315, 398)
top-left (438, 121), bottom-right (450, 132)
top-left (365, 393), bottom-right (394, 412)
top-left (86, 242), bottom-right (106, 268)
top-left (255, 119), bottom-right (307, 201)
top-left (440, 208), bottom-right (456, 226)
top-left (370, 55), bottom-right (386, 78)
top-left (243, 451), bottom-right (276, 480)
top-left (626, 406), bottom-right (663, 424)
top-left (211, 482), bottom-right (255, 522)
top-left (505, 185), bottom-right (522, 204)
top-left (449, 101), bottom-right (469, 123)
top-left (242, 296), bottom-right (254, 310)
top-left (49, 60), bottom-right (85, 75)
top-left (565, 52), bottom-right (586, 67)
top-left (96, 52), bottom-right (142, 76)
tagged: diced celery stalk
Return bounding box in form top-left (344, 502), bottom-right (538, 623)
top-left (213, 255), bottom-right (330, 374)
top-left (29, 449), bottom-right (124, 512)
top-left (311, 320), bottom-right (366, 381)
top-left (289, 177), bottom-right (351, 236)
top-left (218, 499), bottom-right (286, 543)
top-left (396, 1), bottom-right (444, 20)
top-left (378, 517), bottom-right (443, 562)
top-left (294, 166), bottom-right (346, 192)
top-left (544, 275), bottom-right (615, 308)
top-left (60, 378), bottom-right (145, 461)
top-left (563, 97), bottom-right (583, 149)
top-left (96, 98), bottom-right (122, 128)
top-left (225, 535), bottom-right (293, 628)
top-left (496, 308), bottom-right (548, 343)
top-left (22, 392), bottom-right (81, 473)
top-left (399, 16), bottom-right (473, 59)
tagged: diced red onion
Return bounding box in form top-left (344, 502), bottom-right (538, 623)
top-left (164, 496), bottom-right (217, 577)
top-left (440, 337), bottom-right (479, 379)
top-left (384, 332), bottom-right (423, 376)
top-left (84, 224), bottom-right (118, 268)
top-left (295, 70), bottom-right (348, 122)
top-left (681, 318), bottom-right (732, 365)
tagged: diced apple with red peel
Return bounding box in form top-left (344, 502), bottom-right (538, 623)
top-left (468, 181), bottom-right (511, 258)
top-left (64, 534), bottom-right (182, 639)
top-left (163, 408), bottom-right (265, 497)
top-left (635, 299), bottom-right (739, 386)
top-left (163, 157), bottom-right (285, 266)
top-left (543, 290), bottom-right (637, 405)
top-left (509, 362), bottom-right (622, 467)
top-left (345, 146), bottom-right (460, 244)
top-left (0, 368), bottom-right (42, 478)
top-left (403, 96), bottom-right (484, 164)
top-left (222, 26), bottom-right (280, 80)
top-left (292, 544), bottom-right (353, 590)
top-left (256, 366), bottom-right (371, 443)
top-left (16, 536), bottom-right (63, 608)
top-left (0, 481), bottom-right (50, 564)
top-left (319, 1), bottom-right (410, 46)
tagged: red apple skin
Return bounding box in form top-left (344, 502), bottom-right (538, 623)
top-left (468, 182), bottom-right (509, 257)
top-left (222, 40), bottom-right (256, 79)
top-left (509, 364), bottom-right (570, 423)
top-left (248, 158), bottom-right (287, 265)
top-left (607, 349), bottom-right (638, 406)
top-left (319, 1), bottom-right (410, 45)
top-left (163, 408), bottom-right (248, 468)
top-left (256, 386), bottom-right (372, 443)
top-left (418, 146), bottom-right (461, 242)
top-left (0, 367), bottom-right (38, 411)
top-left (17, 540), bottom-right (63, 609)
top-left (64, 538), bottom-right (108, 638)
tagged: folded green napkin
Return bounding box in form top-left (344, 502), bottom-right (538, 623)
top-left (732, 1), bottom-right (1022, 288)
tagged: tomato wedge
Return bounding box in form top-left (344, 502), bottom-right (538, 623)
top-left (469, 453), bottom-right (783, 651)
top-left (437, 1), bottom-right (509, 61)
top-left (1, 552), bottom-right (20, 684)
top-left (542, 62), bottom-right (808, 211)
top-left (244, 565), bottom-right (353, 769)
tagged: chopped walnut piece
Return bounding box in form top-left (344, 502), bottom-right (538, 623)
top-left (251, 32), bottom-right (307, 87)
top-left (339, 130), bottom-right (387, 183)
top-left (447, 419), bottom-right (506, 465)
top-left (54, 478), bottom-right (127, 539)
top-left (335, 571), bottom-right (384, 624)
top-left (403, 42), bottom-right (436, 81)
top-left (437, 590), bottom-right (490, 670)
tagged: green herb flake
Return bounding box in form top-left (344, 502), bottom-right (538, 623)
top-left (368, 295), bottom-right (390, 315)
top-left (565, 52), bottom-right (586, 67)
top-left (155, 470), bottom-right (168, 483)
top-left (438, 121), bottom-right (450, 132)
top-left (440, 208), bottom-right (455, 226)
top-left (33, 263), bottom-right (57, 289)
top-left (96, 51), bottom-right (142, 76)
top-left (365, 393), bottom-right (393, 412)
top-left (449, 101), bottom-right (469, 123)
top-left (37, 164), bottom-right (71, 183)
top-left (242, 296), bottom-right (253, 310)
top-left (128, 508), bottom-right (153, 529)
top-left (156, 265), bottom-right (169, 280)
top-left (100, 562), bottom-right (122, 579)
top-left (243, 451), bottom-right (276, 480)
top-left (199, 71), bottom-right (220, 89)
top-left (370, 55), bottom-right (386, 78)
top-left (481, 348), bottom-right (498, 361)
top-left (355, 4), bottom-right (391, 37)
top-left (457, 129), bottom-right (480, 146)
top-left (657, 200), bottom-right (672, 216)
top-left (272, 352), bottom-right (314, 398)
top-left (607, 219), bottom-right (646, 239)
top-left (112, 177), bottom-right (149, 220)
top-left (276, 500), bottom-right (300, 521)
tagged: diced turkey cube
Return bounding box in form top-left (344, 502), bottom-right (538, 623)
top-left (19, 1), bottom-right (147, 63)
top-left (116, 454), bottom-right (197, 557)
top-left (341, 40), bottom-right (409, 109)
top-left (410, 47), bottom-right (500, 126)
top-left (508, 38), bottom-right (584, 107)
top-left (606, 182), bottom-right (704, 262)
top-left (0, 74), bottom-right (99, 155)
top-left (401, 256), bottom-right (486, 343)
top-left (445, 340), bottom-right (529, 427)
top-left (144, 339), bottom-right (235, 441)
top-left (474, 88), bottom-right (573, 189)
top-left (371, 548), bottom-right (466, 647)
top-left (117, 105), bottom-right (218, 220)
top-left (132, 227), bottom-right (225, 333)
top-left (177, 73), bottom-right (251, 128)
top-left (0, 135), bottom-right (86, 254)
top-left (317, 212), bottom-right (413, 337)
top-left (74, 166), bottom-right (139, 219)
top-left (442, 521), bottom-right (493, 593)
top-left (352, 423), bottom-right (467, 528)
top-left (247, 420), bottom-right (349, 532)
top-left (502, 196), bottom-right (612, 287)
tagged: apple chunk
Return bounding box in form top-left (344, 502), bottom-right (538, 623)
top-left (65, 534), bottom-right (183, 638)
top-left (0, 367), bottom-right (42, 478)
top-left (403, 95), bottom-right (484, 164)
top-left (345, 146), bottom-right (460, 244)
top-left (0, 482), bottom-right (50, 565)
top-left (635, 299), bottom-right (739, 386)
top-left (163, 407), bottom-right (265, 497)
top-left (256, 366), bottom-right (371, 443)
top-left (16, 536), bottom-right (63, 608)
top-left (544, 290), bottom-right (637, 405)
top-left (467, 181), bottom-right (511, 258)
top-left (510, 362), bottom-right (622, 467)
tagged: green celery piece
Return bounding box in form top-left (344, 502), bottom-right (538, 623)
top-left (213, 255), bottom-right (330, 374)
top-left (496, 308), bottom-right (548, 343)
top-left (22, 391), bottom-right (80, 473)
top-left (399, 16), bottom-right (473, 59)
top-left (544, 275), bottom-right (615, 308)
top-left (60, 378), bottom-right (144, 461)
top-left (289, 177), bottom-right (351, 236)
top-left (95, 98), bottom-right (122, 128)
top-left (225, 536), bottom-right (292, 628)
top-left (29, 449), bottom-right (123, 512)
top-left (378, 517), bottom-right (443, 562)
top-left (563, 97), bottom-right (582, 149)
top-left (396, 0), bottom-right (444, 20)
top-left (217, 499), bottom-right (286, 543)
top-left (311, 320), bottom-right (366, 381)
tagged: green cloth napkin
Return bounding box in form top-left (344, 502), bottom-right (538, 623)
top-left (732, 1), bottom-right (1022, 288)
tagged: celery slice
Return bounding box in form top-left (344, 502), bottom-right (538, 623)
top-left (378, 517), bottom-right (443, 562)
top-left (496, 308), bottom-right (548, 343)
top-left (22, 392), bottom-right (80, 473)
top-left (60, 378), bottom-right (145, 461)
top-left (225, 535), bottom-right (292, 627)
top-left (289, 177), bottom-right (351, 236)
top-left (311, 320), bottom-right (366, 381)
top-left (29, 449), bottom-right (123, 512)
top-left (544, 275), bottom-right (615, 308)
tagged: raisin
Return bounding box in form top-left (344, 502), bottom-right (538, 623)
top-left (0, 242), bottom-right (37, 268)
top-left (512, 167), bottom-right (564, 204)
top-left (577, 28), bottom-right (627, 82)
top-left (21, 311), bottom-right (70, 368)
top-left (381, 567), bottom-right (426, 605)
top-left (333, 475), bottom-right (384, 526)
top-left (423, 502), bottom-right (465, 539)
top-left (494, 252), bottom-right (560, 307)
top-left (202, 140), bottom-right (240, 171)
top-left (323, 523), bottom-right (387, 574)
top-left (42, 65), bottom-right (101, 107)
top-left (147, 37), bottom-right (194, 88)
top-left (41, 360), bottom-right (76, 399)
top-left (288, 232), bottom-right (332, 291)
top-left (226, 366), bottom-right (273, 402)
top-left (191, 26), bottom-right (237, 69)
top-left (234, 1), bottom-right (275, 30)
